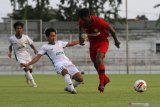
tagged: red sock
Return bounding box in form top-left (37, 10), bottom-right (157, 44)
top-left (104, 74), bottom-right (110, 83)
top-left (98, 74), bottom-right (105, 86)
top-left (98, 64), bottom-right (105, 86)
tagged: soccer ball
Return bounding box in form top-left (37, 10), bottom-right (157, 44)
top-left (134, 80), bottom-right (147, 92)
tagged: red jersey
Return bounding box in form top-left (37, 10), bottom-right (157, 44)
top-left (79, 16), bottom-right (110, 43)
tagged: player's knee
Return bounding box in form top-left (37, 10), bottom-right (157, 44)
top-left (76, 76), bottom-right (83, 82)
top-left (78, 76), bottom-right (83, 82)
top-left (77, 78), bottom-right (83, 82)
top-left (61, 69), bottom-right (69, 76)
top-left (96, 53), bottom-right (105, 64)
top-left (73, 72), bottom-right (83, 82)
top-left (95, 58), bottom-right (102, 65)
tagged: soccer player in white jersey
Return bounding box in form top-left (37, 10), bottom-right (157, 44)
top-left (21, 28), bottom-right (84, 94)
top-left (8, 21), bottom-right (38, 87)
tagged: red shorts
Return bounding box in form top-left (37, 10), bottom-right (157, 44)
top-left (89, 40), bottom-right (109, 61)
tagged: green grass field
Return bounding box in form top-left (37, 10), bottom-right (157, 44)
top-left (0, 74), bottom-right (159, 107)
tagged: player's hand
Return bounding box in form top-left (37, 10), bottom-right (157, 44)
top-left (8, 52), bottom-right (12, 58)
top-left (79, 37), bottom-right (85, 46)
top-left (79, 34), bottom-right (87, 46)
top-left (20, 63), bottom-right (28, 67)
top-left (82, 34), bottom-right (88, 41)
top-left (115, 40), bottom-right (120, 48)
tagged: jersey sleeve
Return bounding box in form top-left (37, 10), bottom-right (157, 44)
top-left (58, 41), bottom-right (68, 48)
top-left (38, 45), bottom-right (46, 55)
top-left (26, 35), bottom-right (34, 45)
top-left (99, 18), bottom-right (110, 29)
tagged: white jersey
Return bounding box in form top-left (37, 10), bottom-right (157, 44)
top-left (9, 34), bottom-right (33, 63)
top-left (39, 40), bottom-right (80, 76)
top-left (38, 40), bottom-right (72, 66)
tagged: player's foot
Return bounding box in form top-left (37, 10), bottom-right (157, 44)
top-left (30, 79), bottom-right (37, 87)
top-left (64, 87), bottom-right (77, 94)
top-left (104, 81), bottom-right (110, 87)
top-left (98, 84), bottom-right (104, 93)
top-left (71, 89), bottom-right (77, 94)
top-left (32, 84), bottom-right (37, 88)
top-left (104, 76), bottom-right (110, 87)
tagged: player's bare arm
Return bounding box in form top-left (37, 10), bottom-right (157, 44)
top-left (8, 44), bottom-right (12, 58)
top-left (21, 54), bottom-right (42, 67)
top-left (108, 25), bottom-right (120, 48)
top-left (66, 40), bottom-right (80, 47)
top-left (79, 26), bottom-right (85, 46)
top-left (66, 36), bottom-right (86, 47)
top-left (30, 44), bottom-right (38, 54)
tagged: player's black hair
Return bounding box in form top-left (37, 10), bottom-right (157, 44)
top-left (13, 21), bottom-right (24, 29)
top-left (78, 8), bottom-right (90, 18)
top-left (44, 28), bottom-right (57, 37)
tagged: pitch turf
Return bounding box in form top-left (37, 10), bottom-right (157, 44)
top-left (0, 74), bottom-right (159, 107)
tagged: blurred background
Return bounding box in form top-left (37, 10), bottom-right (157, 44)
top-left (0, 0), bottom-right (160, 74)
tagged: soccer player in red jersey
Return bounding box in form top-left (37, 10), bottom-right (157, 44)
top-left (78, 8), bottom-right (120, 92)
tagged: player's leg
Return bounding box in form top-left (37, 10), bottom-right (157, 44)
top-left (90, 46), bottom-right (105, 92)
top-left (96, 41), bottom-right (110, 92)
top-left (18, 56), bottom-right (37, 87)
top-left (23, 67), bottom-right (37, 87)
top-left (66, 64), bottom-right (84, 88)
top-left (61, 68), bottom-right (76, 94)
top-left (72, 72), bottom-right (83, 88)
top-left (24, 73), bottom-right (29, 84)
top-left (25, 68), bottom-right (33, 84)
top-left (29, 68), bottom-right (33, 73)
top-left (27, 57), bottom-right (37, 87)
top-left (90, 45), bottom-right (104, 92)
top-left (104, 73), bottom-right (110, 87)
top-left (92, 60), bottom-right (110, 86)
top-left (99, 41), bottom-right (110, 86)
top-left (96, 52), bottom-right (105, 92)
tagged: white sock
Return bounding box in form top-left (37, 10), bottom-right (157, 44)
top-left (73, 81), bottom-right (81, 88)
top-left (25, 71), bottom-right (36, 85)
top-left (64, 74), bottom-right (74, 91)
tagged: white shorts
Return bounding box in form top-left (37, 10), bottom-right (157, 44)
top-left (16, 55), bottom-right (32, 69)
top-left (55, 63), bottom-right (79, 78)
